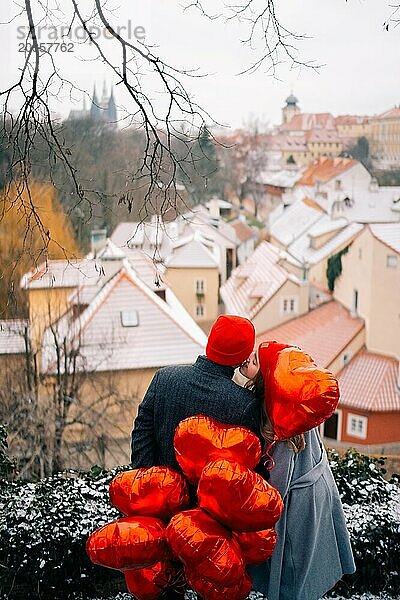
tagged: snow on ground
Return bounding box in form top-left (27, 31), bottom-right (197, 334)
top-left (86, 593), bottom-right (400, 600)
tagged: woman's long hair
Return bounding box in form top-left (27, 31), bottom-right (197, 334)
top-left (246, 370), bottom-right (305, 453)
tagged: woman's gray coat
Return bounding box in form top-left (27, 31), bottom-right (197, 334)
top-left (249, 428), bottom-right (355, 600)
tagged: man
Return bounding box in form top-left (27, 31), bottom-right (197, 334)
top-left (131, 314), bottom-right (260, 470)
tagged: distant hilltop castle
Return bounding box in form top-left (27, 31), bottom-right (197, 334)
top-left (67, 82), bottom-right (117, 126)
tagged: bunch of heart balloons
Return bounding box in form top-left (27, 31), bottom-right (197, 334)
top-left (87, 416), bottom-right (283, 600)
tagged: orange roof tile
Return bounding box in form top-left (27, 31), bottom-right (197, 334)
top-left (281, 113), bottom-right (336, 131)
top-left (298, 157), bottom-right (358, 186)
top-left (338, 350), bottom-right (400, 412)
top-left (257, 301), bottom-right (364, 369)
top-left (376, 106), bottom-right (400, 120)
top-left (232, 220), bottom-right (254, 242)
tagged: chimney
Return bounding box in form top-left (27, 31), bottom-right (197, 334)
top-left (90, 229), bottom-right (107, 255)
top-left (369, 177), bottom-right (379, 192)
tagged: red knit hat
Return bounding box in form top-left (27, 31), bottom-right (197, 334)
top-left (206, 315), bottom-right (255, 367)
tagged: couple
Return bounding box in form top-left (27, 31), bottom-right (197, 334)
top-left (130, 315), bottom-right (355, 600)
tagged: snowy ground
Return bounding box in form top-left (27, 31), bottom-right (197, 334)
top-left (86, 593), bottom-right (399, 600)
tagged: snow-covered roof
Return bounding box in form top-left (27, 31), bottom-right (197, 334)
top-left (0, 320), bottom-right (28, 355)
top-left (220, 241), bottom-right (303, 319)
top-left (92, 239), bottom-right (126, 261)
top-left (166, 239), bottom-right (218, 269)
top-left (287, 222), bottom-right (364, 266)
top-left (329, 187), bottom-right (400, 224)
top-left (369, 223), bottom-right (400, 254)
top-left (338, 350), bottom-right (400, 412)
top-left (257, 168), bottom-right (304, 189)
top-left (42, 264), bottom-right (207, 374)
top-left (269, 199), bottom-right (325, 247)
top-left (21, 259), bottom-right (104, 290)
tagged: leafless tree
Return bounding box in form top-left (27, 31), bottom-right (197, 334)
top-left (0, 1), bottom-right (317, 262)
top-left (0, 308), bottom-right (139, 479)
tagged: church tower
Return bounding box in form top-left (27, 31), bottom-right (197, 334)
top-left (90, 85), bottom-right (101, 121)
top-left (282, 93), bottom-right (300, 124)
top-left (107, 86), bottom-right (117, 125)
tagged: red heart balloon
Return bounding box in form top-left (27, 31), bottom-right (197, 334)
top-left (109, 467), bottom-right (190, 520)
top-left (174, 415), bottom-right (261, 485)
top-left (233, 528), bottom-right (277, 565)
top-left (124, 561), bottom-right (176, 600)
top-left (166, 508), bottom-right (245, 586)
top-left (186, 568), bottom-right (252, 600)
top-left (198, 459), bottom-right (283, 531)
top-left (86, 517), bottom-right (169, 571)
top-left (259, 342), bottom-right (340, 439)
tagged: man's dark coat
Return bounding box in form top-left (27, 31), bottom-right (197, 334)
top-left (131, 355), bottom-right (261, 470)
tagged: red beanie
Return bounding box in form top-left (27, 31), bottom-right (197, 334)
top-left (206, 315), bottom-right (255, 367)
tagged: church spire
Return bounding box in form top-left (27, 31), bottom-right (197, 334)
top-left (107, 86), bottom-right (117, 125)
top-left (90, 84), bottom-right (101, 120)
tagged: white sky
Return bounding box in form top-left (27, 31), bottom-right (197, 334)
top-left (2, 1), bottom-right (400, 129)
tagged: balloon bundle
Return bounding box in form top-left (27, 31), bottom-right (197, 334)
top-left (87, 416), bottom-right (283, 600)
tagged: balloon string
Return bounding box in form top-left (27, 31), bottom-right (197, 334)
top-left (169, 567), bottom-right (187, 594)
top-left (261, 435), bottom-right (278, 471)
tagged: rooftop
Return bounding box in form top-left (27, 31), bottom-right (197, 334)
top-left (42, 264), bottom-right (207, 374)
top-left (298, 157), bottom-right (358, 186)
top-left (21, 259), bottom-right (104, 290)
top-left (165, 238), bottom-right (218, 269)
top-left (338, 350), bottom-right (400, 412)
top-left (0, 320), bottom-right (28, 355)
top-left (269, 198), bottom-right (324, 247)
top-left (281, 112), bottom-right (336, 132)
top-left (220, 241), bottom-right (303, 319)
top-left (369, 223), bottom-right (400, 254)
top-left (231, 219), bottom-right (255, 243)
top-left (375, 106), bottom-right (400, 120)
top-left (287, 221), bottom-right (364, 267)
top-left (257, 301), bottom-right (364, 369)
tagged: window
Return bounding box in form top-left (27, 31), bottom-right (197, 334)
top-left (342, 352), bottom-right (351, 366)
top-left (196, 304), bottom-right (204, 318)
top-left (120, 310), bottom-right (139, 327)
top-left (282, 296), bottom-right (298, 315)
top-left (347, 413), bottom-right (368, 439)
top-left (386, 255), bottom-right (398, 269)
top-left (352, 289), bottom-right (359, 316)
top-left (195, 279), bottom-right (205, 294)
top-left (334, 179), bottom-right (342, 191)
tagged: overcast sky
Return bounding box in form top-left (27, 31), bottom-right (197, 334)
top-left (2, 1), bottom-right (400, 129)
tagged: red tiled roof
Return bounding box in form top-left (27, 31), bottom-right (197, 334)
top-left (376, 106), bottom-right (400, 120)
top-left (305, 129), bottom-right (344, 143)
top-left (281, 113), bottom-right (336, 131)
top-left (257, 301), bottom-right (364, 369)
top-left (338, 350), bottom-right (400, 412)
top-left (298, 157), bottom-right (357, 186)
top-left (334, 115), bottom-right (369, 126)
top-left (231, 220), bottom-right (254, 242)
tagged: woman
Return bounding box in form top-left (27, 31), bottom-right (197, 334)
top-left (240, 344), bottom-right (355, 600)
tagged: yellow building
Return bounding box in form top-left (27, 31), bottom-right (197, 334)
top-left (369, 107), bottom-right (400, 169)
top-left (165, 238), bottom-right (219, 332)
top-left (333, 224), bottom-right (400, 360)
top-left (20, 254), bottom-right (207, 470)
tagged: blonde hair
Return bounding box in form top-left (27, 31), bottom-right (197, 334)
top-left (246, 370), bottom-right (305, 453)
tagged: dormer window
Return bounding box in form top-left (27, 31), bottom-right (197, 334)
top-left (121, 310), bottom-right (139, 327)
top-left (335, 179), bottom-right (342, 191)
